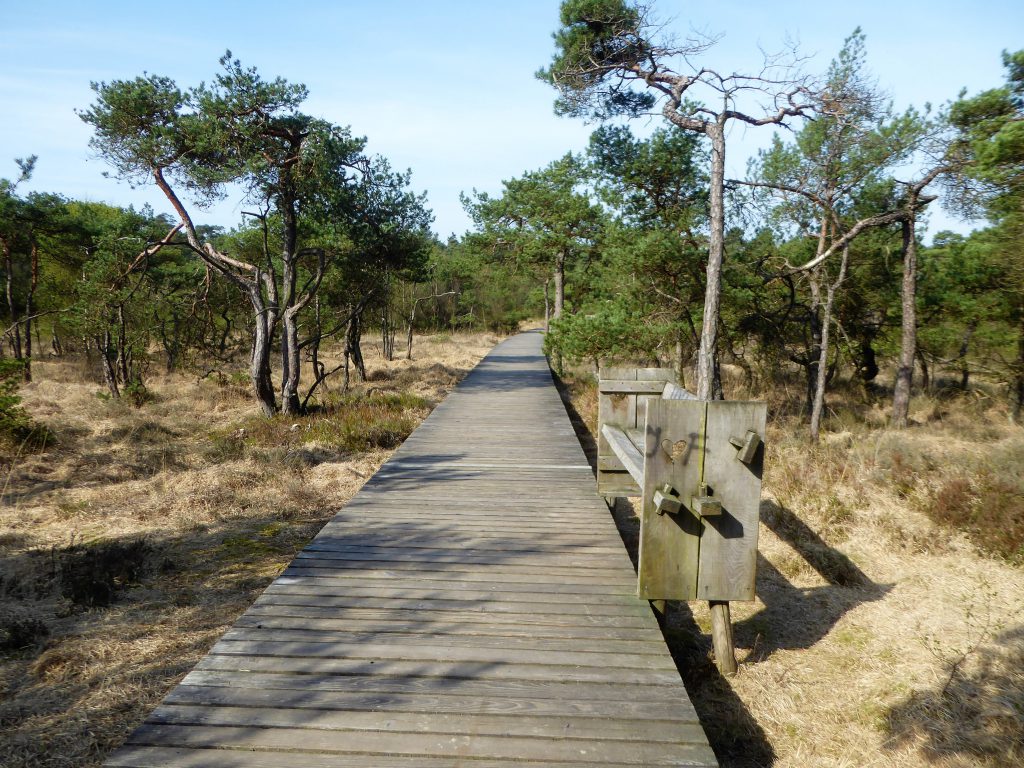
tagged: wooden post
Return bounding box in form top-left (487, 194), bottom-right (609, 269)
top-left (709, 600), bottom-right (737, 676)
top-left (650, 599), bottom-right (667, 626)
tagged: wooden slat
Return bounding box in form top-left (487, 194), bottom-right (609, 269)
top-left (601, 423), bottom-right (644, 484)
top-left (663, 382), bottom-right (699, 400)
top-left (598, 379), bottom-right (669, 394)
top-left (125, 724), bottom-right (717, 766)
top-left (697, 400), bottom-right (766, 601)
top-left (104, 331), bottom-right (717, 768)
top-left (638, 398), bottom-right (705, 601)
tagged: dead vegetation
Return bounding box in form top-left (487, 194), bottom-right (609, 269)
top-left (558, 366), bottom-right (1024, 768)
top-left (0, 331), bottom-right (496, 768)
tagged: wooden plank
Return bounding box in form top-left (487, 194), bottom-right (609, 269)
top-left (599, 366), bottom-right (639, 380)
top-left (288, 561), bottom-right (634, 589)
top-left (636, 367), bottom-right (676, 382)
top-left (181, 670), bottom-right (688, 707)
top-left (207, 639), bottom-right (677, 670)
top-left (697, 400), bottom-right (766, 602)
top-left (601, 424), bottom-right (644, 484)
top-left (233, 614), bottom-right (660, 641)
top-left (662, 382), bottom-right (699, 400)
top-left (272, 581), bottom-right (638, 606)
top-left (244, 604), bottom-right (657, 630)
top-left (252, 594), bottom-right (656, 620)
top-left (637, 398), bottom-right (705, 601)
top-left (218, 627), bottom-right (669, 656)
top-left (147, 704), bottom-right (708, 744)
top-left (108, 746), bottom-right (709, 768)
top-left (196, 652), bottom-right (684, 686)
top-left (598, 380), bottom-right (669, 394)
top-left (125, 724), bottom-right (717, 766)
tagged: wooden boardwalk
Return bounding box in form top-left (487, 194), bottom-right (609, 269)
top-left (107, 332), bottom-right (718, 768)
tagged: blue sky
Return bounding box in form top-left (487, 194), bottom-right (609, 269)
top-left (1, 1), bottom-right (1021, 240)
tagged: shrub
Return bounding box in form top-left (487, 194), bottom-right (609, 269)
top-left (925, 473), bottom-right (1024, 564)
top-left (59, 538), bottom-right (152, 607)
top-left (0, 359), bottom-right (50, 449)
top-left (0, 614), bottom-right (49, 651)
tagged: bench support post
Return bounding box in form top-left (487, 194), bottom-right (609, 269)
top-left (709, 600), bottom-right (737, 676)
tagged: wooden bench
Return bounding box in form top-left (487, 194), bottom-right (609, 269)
top-left (597, 367), bottom-right (767, 674)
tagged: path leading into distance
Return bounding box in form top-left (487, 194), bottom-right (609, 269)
top-left (106, 331), bottom-right (717, 768)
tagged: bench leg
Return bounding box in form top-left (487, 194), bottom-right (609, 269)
top-left (709, 600), bottom-right (737, 676)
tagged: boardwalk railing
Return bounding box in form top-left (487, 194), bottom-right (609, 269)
top-left (597, 366), bottom-right (767, 675)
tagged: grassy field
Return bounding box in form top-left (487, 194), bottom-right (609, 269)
top-left (558, 368), bottom-right (1024, 768)
top-left (2, 332), bottom-right (1022, 767)
top-left (0, 331), bottom-right (498, 767)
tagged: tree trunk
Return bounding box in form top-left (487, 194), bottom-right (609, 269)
top-left (1015, 313), bottom-right (1024, 423)
top-left (810, 246), bottom-right (849, 443)
top-left (347, 307), bottom-right (367, 382)
top-left (218, 307), bottom-right (232, 355)
top-left (553, 254), bottom-right (565, 320)
top-left (406, 305), bottom-right (416, 361)
top-left (917, 350), bottom-right (930, 393)
top-left (248, 282), bottom-right (277, 417)
top-left (280, 307), bottom-right (303, 415)
top-left (544, 278), bottom-right (551, 332)
top-left (806, 272), bottom-right (824, 416)
top-left (278, 199), bottom-right (304, 416)
top-left (958, 322), bottom-right (977, 391)
top-left (696, 126), bottom-right (726, 401)
top-left (675, 335), bottom-right (685, 386)
top-left (858, 338), bottom-right (879, 383)
top-left (99, 331), bottom-right (120, 399)
top-left (4, 241), bottom-right (22, 362)
top-left (116, 305), bottom-right (131, 386)
top-left (23, 242), bottom-right (37, 382)
top-left (892, 217), bottom-right (917, 428)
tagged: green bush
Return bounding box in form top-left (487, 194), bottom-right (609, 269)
top-left (0, 359), bottom-right (50, 449)
top-left (545, 305), bottom-right (670, 367)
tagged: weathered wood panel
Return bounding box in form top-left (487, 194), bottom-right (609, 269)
top-left (637, 398), bottom-right (705, 600)
top-left (697, 400), bottom-right (766, 601)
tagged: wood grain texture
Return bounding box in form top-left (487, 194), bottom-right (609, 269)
top-left (697, 401), bottom-right (766, 602)
top-left (104, 332), bottom-right (717, 768)
top-left (637, 398), bottom-right (706, 600)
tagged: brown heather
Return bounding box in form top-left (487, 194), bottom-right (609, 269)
top-left (0, 331), bottom-right (497, 768)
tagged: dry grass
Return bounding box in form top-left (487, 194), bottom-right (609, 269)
top-left (0, 331), bottom-right (497, 768)
top-left (559, 365), bottom-right (1024, 768)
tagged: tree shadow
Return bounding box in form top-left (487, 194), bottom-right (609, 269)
top-left (883, 624), bottom-right (1024, 764)
top-left (732, 500), bottom-right (892, 660)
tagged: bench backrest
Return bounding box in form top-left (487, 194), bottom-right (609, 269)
top-left (596, 366), bottom-right (765, 605)
top-left (597, 367), bottom-right (676, 497)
